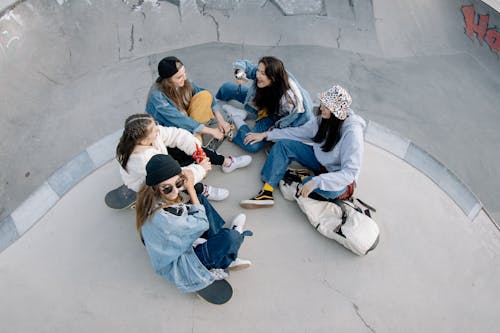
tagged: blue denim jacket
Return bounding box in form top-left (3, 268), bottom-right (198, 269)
top-left (141, 204), bottom-right (214, 293)
top-left (233, 59), bottom-right (313, 128)
top-left (146, 81), bottom-right (216, 134)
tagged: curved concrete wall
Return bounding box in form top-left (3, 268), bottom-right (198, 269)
top-left (0, 0), bottom-right (499, 225)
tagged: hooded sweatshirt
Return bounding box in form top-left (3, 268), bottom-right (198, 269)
top-left (266, 110), bottom-right (366, 192)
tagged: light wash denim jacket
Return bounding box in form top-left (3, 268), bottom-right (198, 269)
top-left (146, 81), bottom-right (216, 135)
top-left (233, 59), bottom-right (313, 128)
top-left (141, 204), bottom-right (214, 293)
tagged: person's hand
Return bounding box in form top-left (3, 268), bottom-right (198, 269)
top-left (209, 127), bottom-right (224, 141)
top-left (182, 169), bottom-right (195, 191)
top-left (244, 132), bottom-right (267, 145)
top-left (218, 119), bottom-right (231, 135)
top-left (199, 157), bottom-right (212, 172)
top-left (298, 179), bottom-right (315, 198)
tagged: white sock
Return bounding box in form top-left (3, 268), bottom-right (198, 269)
top-left (232, 116), bottom-right (246, 129)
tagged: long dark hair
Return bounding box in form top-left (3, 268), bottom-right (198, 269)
top-left (116, 114), bottom-right (155, 170)
top-left (253, 56), bottom-right (291, 118)
top-left (312, 109), bottom-right (345, 152)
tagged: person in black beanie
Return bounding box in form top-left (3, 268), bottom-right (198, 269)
top-left (146, 56), bottom-right (252, 174)
top-left (135, 154), bottom-right (253, 293)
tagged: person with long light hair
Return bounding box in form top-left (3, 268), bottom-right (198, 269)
top-left (147, 56), bottom-right (250, 172)
top-left (136, 154), bottom-right (252, 293)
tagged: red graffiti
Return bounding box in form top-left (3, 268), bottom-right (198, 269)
top-left (461, 5), bottom-right (499, 52)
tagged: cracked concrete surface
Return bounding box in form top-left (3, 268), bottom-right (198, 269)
top-left (0, 0), bottom-right (499, 331)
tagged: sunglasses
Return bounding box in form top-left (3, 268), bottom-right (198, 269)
top-left (160, 177), bottom-right (185, 195)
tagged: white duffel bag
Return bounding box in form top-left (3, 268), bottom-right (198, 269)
top-left (281, 179), bottom-right (380, 256)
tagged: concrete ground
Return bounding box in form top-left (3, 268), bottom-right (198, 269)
top-left (0, 0), bottom-right (499, 332)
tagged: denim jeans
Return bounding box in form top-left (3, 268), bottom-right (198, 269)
top-left (232, 118), bottom-right (274, 153)
top-left (194, 195), bottom-right (246, 270)
top-left (216, 82), bottom-right (248, 105)
top-left (217, 82), bottom-right (275, 153)
top-left (261, 140), bottom-right (347, 198)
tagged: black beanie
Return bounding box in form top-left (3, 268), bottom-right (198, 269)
top-left (158, 56), bottom-right (182, 79)
top-left (145, 154), bottom-right (182, 186)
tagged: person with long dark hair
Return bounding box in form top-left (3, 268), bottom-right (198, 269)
top-left (239, 85), bottom-right (365, 208)
top-left (215, 56), bottom-right (313, 153)
top-left (136, 154), bottom-right (252, 293)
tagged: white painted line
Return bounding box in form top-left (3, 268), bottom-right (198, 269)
top-left (11, 182), bottom-right (59, 235)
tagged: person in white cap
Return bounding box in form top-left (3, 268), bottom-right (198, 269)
top-left (240, 85), bottom-right (366, 208)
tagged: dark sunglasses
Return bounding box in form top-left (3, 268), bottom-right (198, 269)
top-left (160, 177), bottom-right (185, 195)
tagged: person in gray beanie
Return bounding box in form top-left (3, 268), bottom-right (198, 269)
top-left (136, 154), bottom-right (253, 293)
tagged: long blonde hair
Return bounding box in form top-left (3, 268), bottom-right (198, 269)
top-left (157, 62), bottom-right (194, 113)
top-left (135, 182), bottom-right (182, 234)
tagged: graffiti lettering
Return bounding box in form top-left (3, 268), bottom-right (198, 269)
top-left (461, 5), bottom-right (499, 52)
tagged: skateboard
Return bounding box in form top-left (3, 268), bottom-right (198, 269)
top-left (196, 279), bottom-right (233, 305)
top-left (202, 115), bottom-right (237, 151)
top-left (105, 184), bottom-right (137, 209)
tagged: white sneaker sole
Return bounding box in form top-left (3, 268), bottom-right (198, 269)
top-left (239, 200), bottom-right (274, 209)
top-left (228, 263), bottom-right (251, 271)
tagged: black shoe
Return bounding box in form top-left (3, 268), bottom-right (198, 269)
top-left (240, 190), bottom-right (274, 209)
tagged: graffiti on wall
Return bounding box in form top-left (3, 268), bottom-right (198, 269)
top-left (461, 5), bottom-right (499, 52)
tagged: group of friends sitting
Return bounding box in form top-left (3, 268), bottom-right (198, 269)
top-left (115, 55), bottom-right (365, 294)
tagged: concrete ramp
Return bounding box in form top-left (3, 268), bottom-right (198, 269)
top-left (0, 0), bottom-right (499, 331)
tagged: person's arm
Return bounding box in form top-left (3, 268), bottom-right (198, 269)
top-left (181, 164), bottom-right (207, 184)
top-left (160, 126), bottom-right (200, 154)
top-left (267, 119), bottom-right (316, 142)
top-left (233, 60), bottom-right (258, 81)
top-left (148, 91), bottom-right (204, 134)
top-left (313, 128), bottom-right (364, 192)
top-left (182, 169), bottom-right (200, 205)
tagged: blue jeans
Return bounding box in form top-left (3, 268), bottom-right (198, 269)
top-left (217, 82), bottom-right (275, 153)
top-left (232, 119), bottom-right (274, 153)
top-left (194, 195), bottom-right (248, 270)
top-left (261, 140), bottom-right (347, 198)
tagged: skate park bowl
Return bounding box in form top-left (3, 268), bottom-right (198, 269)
top-left (1, 0), bottom-right (499, 331)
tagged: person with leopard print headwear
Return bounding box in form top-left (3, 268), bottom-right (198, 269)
top-left (240, 85), bottom-right (365, 208)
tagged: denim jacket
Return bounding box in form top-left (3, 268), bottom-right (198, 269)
top-left (146, 81), bottom-right (216, 135)
top-left (233, 59), bottom-right (313, 128)
top-left (141, 204), bottom-right (214, 292)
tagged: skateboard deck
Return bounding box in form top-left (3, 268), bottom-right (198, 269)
top-left (196, 279), bottom-right (233, 305)
top-left (105, 184), bottom-right (137, 209)
top-left (202, 115), bottom-right (236, 151)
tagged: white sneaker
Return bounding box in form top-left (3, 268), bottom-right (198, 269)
top-left (222, 155), bottom-right (252, 173)
top-left (230, 213), bottom-right (246, 233)
top-left (228, 258), bottom-right (252, 271)
top-left (204, 185), bottom-right (229, 201)
top-left (222, 104), bottom-right (247, 120)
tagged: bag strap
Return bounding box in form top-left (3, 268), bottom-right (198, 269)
top-left (332, 198), bottom-right (348, 233)
top-left (353, 197), bottom-right (377, 213)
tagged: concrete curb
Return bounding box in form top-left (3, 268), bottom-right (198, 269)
top-left (0, 129), bottom-right (121, 252)
top-left (0, 122), bottom-right (497, 253)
